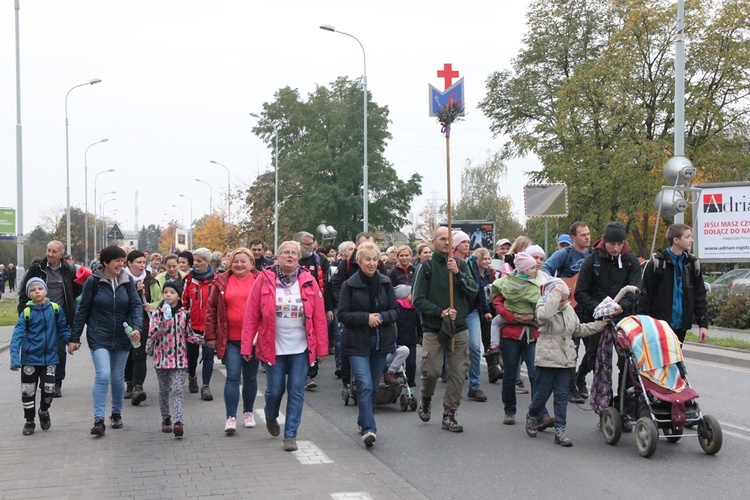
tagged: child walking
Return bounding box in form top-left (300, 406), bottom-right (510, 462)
top-left (525, 278), bottom-right (604, 446)
top-left (10, 278), bottom-right (72, 435)
top-left (147, 280), bottom-right (190, 437)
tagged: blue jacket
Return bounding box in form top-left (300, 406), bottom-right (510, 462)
top-left (70, 269), bottom-right (143, 351)
top-left (10, 300), bottom-right (71, 369)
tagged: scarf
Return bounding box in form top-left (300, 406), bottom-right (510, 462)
top-left (191, 265), bottom-right (215, 282)
top-left (397, 298), bottom-right (414, 310)
top-left (125, 267), bottom-right (146, 283)
top-left (273, 265), bottom-right (300, 288)
top-left (358, 269), bottom-right (380, 312)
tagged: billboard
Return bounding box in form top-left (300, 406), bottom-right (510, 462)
top-left (175, 228), bottom-right (189, 251)
top-left (693, 182), bottom-right (750, 263)
top-left (440, 220), bottom-right (495, 250)
top-left (0, 208), bottom-right (15, 234)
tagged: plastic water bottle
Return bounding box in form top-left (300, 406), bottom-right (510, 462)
top-left (163, 306), bottom-right (172, 320)
top-left (123, 322), bottom-right (141, 348)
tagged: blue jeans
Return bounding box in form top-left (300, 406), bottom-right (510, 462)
top-left (202, 344), bottom-right (215, 386)
top-left (499, 337), bottom-right (548, 417)
top-left (529, 367), bottom-right (569, 429)
top-left (223, 341), bottom-right (260, 419)
top-left (466, 309), bottom-right (482, 391)
top-left (90, 348), bottom-right (129, 419)
top-left (349, 347), bottom-right (388, 435)
top-left (265, 351), bottom-right (309, 438)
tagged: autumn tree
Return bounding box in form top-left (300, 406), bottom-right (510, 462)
top-left (158, 220), bottom-right (179, 254)
top-left (193, 213), bottom-right (229, 251)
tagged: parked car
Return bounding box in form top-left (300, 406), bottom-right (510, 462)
top-left (710, 269), bottom-right (750, 291)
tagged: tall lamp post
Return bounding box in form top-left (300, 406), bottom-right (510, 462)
top-left (65, 78), bottom-right (102, 254)
top-left (171, 204), bottom-right (184, 227)
top-left (195, 178), bottom-right (213, 214)
top-left (93, 170), bottom-right (114, 260)
top-left (179, 194), bottom-right (193, 249)
top-left (99, 193), bottom-right (116, 248)
top-left (14, 0), bottom-right (25, 286)
top-left (250, 112), bottom-right (279, 254)
top-left (84, 138), bottom-right (108, 265)
top-left (320, 24), bottom-right (368, 232)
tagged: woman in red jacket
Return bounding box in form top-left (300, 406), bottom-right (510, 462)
top-left (204, 248), bottom-right (259, 433)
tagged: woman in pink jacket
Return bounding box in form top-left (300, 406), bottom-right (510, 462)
top-left (241, 240), bottom-right (328, 452)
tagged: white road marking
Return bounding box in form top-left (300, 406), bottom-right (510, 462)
top-left (331, 493), bottom-right (374, 500)
top-left (293, 440), bottom-right (334, 465)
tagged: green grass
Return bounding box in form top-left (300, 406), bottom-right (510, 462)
top-left (686, 331), bottom-right (750, 351)
top-left (0, 298), bottom-right (19, 327)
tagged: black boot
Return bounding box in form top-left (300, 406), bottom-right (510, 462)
top-left (576, 371), bottom-right (589, 398)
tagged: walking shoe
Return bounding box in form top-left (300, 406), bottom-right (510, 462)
top-left (515, 380), bottom-right (529, 394)
top-left (467, 388), bottom-right (488, 402)
top-left (266, 418), bottom-right (280, 437)
top-left (110, 413), bottom-right (123, 429)
top-left (200, 385), bottom-right (213, 401)
top-left (90, 419), bottom-right (106, 436)
top-left (383, 371), bottom-right (399, 386)
top-left (362, 431), bottom-right (377, 447)
top-left (576, 373), bottom-right (589, 398)
top-left (567, 388), bottom-right (585, 404)
top-left (503, 414), bottom-right (516, 425)
top-left (131, 385), bottom-right (147, 405)
top-left (305, 377), bottom-right (317, 391)
top-left (334, 366), bottom-right (342, 379)
top-left (188, 376), bottom-right (199, 393)
top-left (162, 417), bottom-right (173, 433)
top-left (224, 417), bottom-right (237, 434)
top-left (243, 412), bottom-right (257, 428)
top-left (22, 421), bottom-right (35, 436)
top-left (284, 437), bottom-right (298, 451)
top-left (38, 409), bottom-right (51, 431)
top-left (124, 382), bottom-right (133, 399)
top-left (418, 397), bottom-right (432, 422)
top-left (173, 421), bottom-right (184, 437)
top-left (53, 384), bottom-right (62, 398)
top-left (538, 416), bottom-right (556, 431)
top-left (487, 364), bottom-right (503, 384)
top-left (525, 413), bottom-right (540, 437)
top-left (555, 427), bottom-right (573, 447)
top-left (441, 410), bottom-right (464, 432)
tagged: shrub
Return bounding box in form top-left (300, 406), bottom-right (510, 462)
top-left (706, 288), bottom-right (731, 325)
top-left (715, 292), bottom-right (750, 330)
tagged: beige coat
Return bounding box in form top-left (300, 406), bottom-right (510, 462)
top-left (535, 289), bottom-right (605, 368)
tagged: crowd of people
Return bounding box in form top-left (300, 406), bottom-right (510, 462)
top-left (8, 220), bottom-right (710, 449)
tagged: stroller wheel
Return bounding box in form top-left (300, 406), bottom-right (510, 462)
top-left (342, 388), bottom-right (350, 406)
top-left (635, 417), bottom-right (659, 458)
top-left (664, 427), bottom-right (683, 443)
top-left (399, 394), bottom-right (409, 412)
top-left (409, 396), bottom-right (418, 411)
top-left (698, 415), bottom-right (723, 455)
top-left (600, 408), bottom-right (622, 445)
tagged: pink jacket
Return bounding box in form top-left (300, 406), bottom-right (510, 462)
top-left (241, 268), bottom-right (328, 366)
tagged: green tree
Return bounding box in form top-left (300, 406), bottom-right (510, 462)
top-left (247, 77), bottom-right (423, 243)
top-left (479, 0), bottom-right (750, 256)
top-left (138, 224), bottom-right (162, 252)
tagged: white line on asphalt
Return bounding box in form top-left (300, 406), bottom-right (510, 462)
top-left (293, 440), bottom-right (334, 465)
top-left (331, 493), bottom-right (374, 500)
top-left (722, 429), bottom-right (750, 441)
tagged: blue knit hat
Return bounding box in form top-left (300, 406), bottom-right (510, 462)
top-left (26, 277), bottom-right (48, 296)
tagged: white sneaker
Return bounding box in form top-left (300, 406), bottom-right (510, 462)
top-left (362, 431), bottom-right (376, 447)
top-left (243, 412), bottom-right (257, 428)
top-left (224, 417), bottom-right (237, 434)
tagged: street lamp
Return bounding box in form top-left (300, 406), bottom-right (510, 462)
top-left (195, 178), bottom-right (213, 214)
top-left (84, 138), bottom-right (108, 265)
top-left (250, 112), bottom-right (280, 254)
top-left (171, 204), bottom-right (184, 227)
top-left (65, 78), bottom-right (102, 255)
top-left (209, 160), bottom-right (231, 226)
top-left (179, 194), bottom-right (193, 249)
top-left (320, 24), bottom-right (368, 232)
top-left (93, 169), bottom-right (114, 259)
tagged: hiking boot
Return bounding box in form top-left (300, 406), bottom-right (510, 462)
top-left (488, 364), bottom-right (503, 384)
top-left (224, 417), bottom-right (237, 434)
top-left (266, 418), bottom-right (280, 437)
top-left (418, 397), bottom-right (432, 422)
top-left (284, 437), bottom-right (298, 451)
top-left (53, 384), bottom-right (62, 398)
top-left (305, 377), bottom-right (317, 391)
top-left (201, 385), bottom-right (213, 401)
top-left (467, 388), bottom-right (488, 402)
top-left (555, 427), bottom-right (573, 447)
top-left (22, 421), bottom-right (35, 435)
top-left (362, 431), bottom-right (376, 447)
top-left (538, 415), bottom-right (555, 431)
top-left (383, 371), bottom-right (400, 386)
top-left (525, 413), bottom-right (540, 437)
top-left (576, 373), bottom-right (589, 398)
top-left (110, 413), bottom-right (123, 429)
top-left (568, 388), bottom-right (585, 404)
top-left (131, 385), bottom-right (147, 405)
top-left (162, 417), bottom-right (173, 433)
top-left (38, 409), bottom-right (51, 431)
top-left (515, 380), bottom-right (529, 394)
top-left (188, 376), bottom-right (199, 393)
top-left (503, 414), bottom-right (516, 425)
top-left (90, 419), bottom-right (106, 436)
top-left (124, 382), bottom-right (133, 399)
top-left (173, 421), bottom-right (184, 437)
top-left (441, 410), bottom-right (464, 433)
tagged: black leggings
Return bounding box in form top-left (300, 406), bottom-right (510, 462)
top-left (21, 365), bottom-right (55, 421)
top-left (124, 330), bottom-right (149, 386)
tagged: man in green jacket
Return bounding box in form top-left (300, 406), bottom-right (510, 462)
top-left (413, 226), bottom-right (478, 432)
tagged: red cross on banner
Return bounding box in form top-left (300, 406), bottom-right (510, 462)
top-left (437, 63), bottom-right (459, 89)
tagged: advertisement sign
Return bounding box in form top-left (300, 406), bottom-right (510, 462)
top-left (694, 182), bottom-right (750, 262)
top-left (440, 220), bottom-right (495, 250)
top-left (0, 208), bottom-right (15, 234)
top-left (175, 228), bottom-right (189, 251)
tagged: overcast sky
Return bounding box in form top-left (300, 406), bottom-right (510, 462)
top-left (1, 0), bottom-right (541, 241)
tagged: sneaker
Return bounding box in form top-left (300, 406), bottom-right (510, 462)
top-left (90, 418), bottom-right (106, 436)
top-left (383, 371), bottom-right (399, 386)
top-left (555, 427), bottom-right (573, 447)
top-left (567, 389), bottom-right (585, 404)
top-left (124, 382), bottom-right (133, 399)
top-left (503, 414), bottom-right (516, 425)
top-left (188, 376), bottom-right (199, 393)
top-left (525, 413), bottom-right (540, 437)
top-left (224, 417), bottom-right (237, 434)
top-left (305, 377), bottom-right (317, 391)
top-left (201, 385), bottom-right (213, 401)
top-left (441, 410), bottom-right (464, 432)
top-left (131, 385), bottom-right (147, 405)
top-left (362, 431), bottom-right (377, 447)
top-left (283, 437), bottom-right (298, 451)
top-left (467, 388), bottom-right (488, 402)
top-left (22, 421), bottom-right (35, 435)
top-left (53, 384), bottom-right (62, 398)
top-left (418, 397), bottom-right (432, 422)
top-left (538, 416), bottom-right (556, 431)
top-left (243, 412), bottom-right (257, 428)
top-left (38, 409), bottom-right (51, 431)
top-left (173, 421), bottom-right (184, 437)
top-left (110, 413), bottom-right (123, 429)
top-left (162, 417), bottom-right (173, 433)
top-left (266, 418), bottom-right (280, 437)
top-left (515, 380), bottom-right (529, 394)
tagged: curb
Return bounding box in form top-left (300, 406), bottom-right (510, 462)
top-left (682, 341), bottom-right (750, 370)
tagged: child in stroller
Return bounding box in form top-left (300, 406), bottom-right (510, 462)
top-left (342, 346), bottom-right (417, 411)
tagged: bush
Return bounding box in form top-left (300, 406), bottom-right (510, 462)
top-left (710, 288), bottom-right (750, 330)
top-left (707, 288), bottom-right (731, 325)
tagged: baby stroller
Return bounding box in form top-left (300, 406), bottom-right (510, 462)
top-left (342, 364), bottom-right (417, 411)
top-left (594, 315), bottom-right (722, 458)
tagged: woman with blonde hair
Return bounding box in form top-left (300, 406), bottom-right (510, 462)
top-left (389, 245), bottom-right (415, 287)
top-left (500, 236), bottom-right (533, 277)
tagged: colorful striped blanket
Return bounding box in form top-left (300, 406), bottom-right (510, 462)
top-left (617, 315), bottom-right (686, 392)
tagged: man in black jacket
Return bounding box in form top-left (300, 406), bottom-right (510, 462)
top-left (638, 223), bottom-right (709, 344)
top-left (250, 238), bottom-right (275, 271)
top-left (18, 240), bottom-right (82, 397)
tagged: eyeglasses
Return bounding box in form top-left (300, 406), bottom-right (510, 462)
top-left (279, 250), bottom-right (299, 257)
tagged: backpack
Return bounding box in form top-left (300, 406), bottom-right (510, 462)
top-left (23, 302), bottom-right (59, 334)
top-left (647, 251), bottom-right (700, 289)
